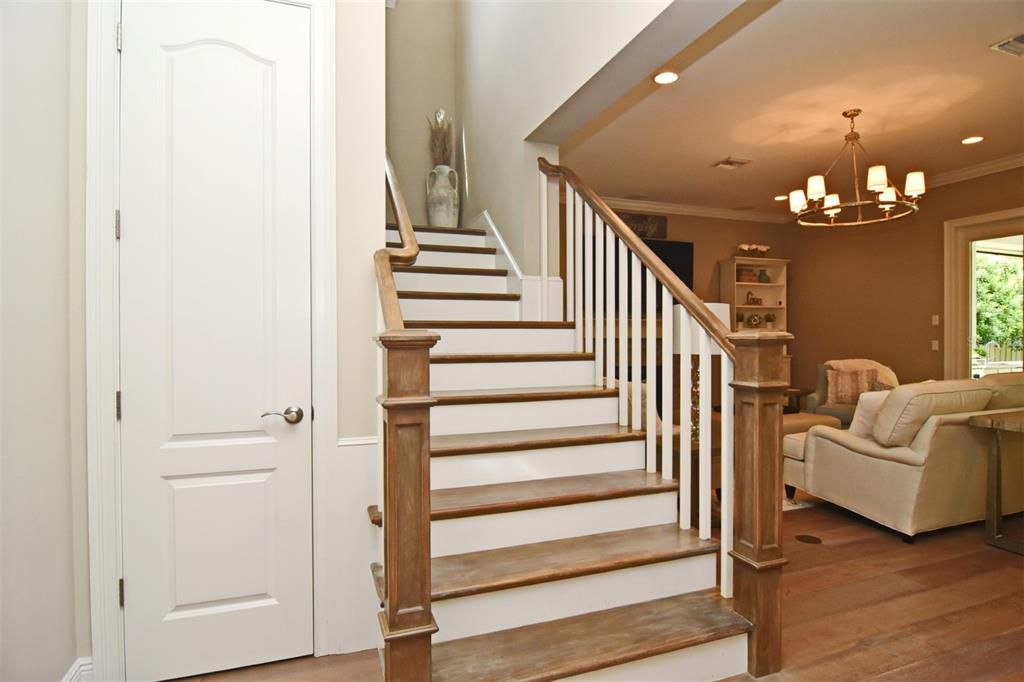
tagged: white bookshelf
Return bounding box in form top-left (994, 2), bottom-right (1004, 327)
top-left (718, 257), bottom-right (790, 332)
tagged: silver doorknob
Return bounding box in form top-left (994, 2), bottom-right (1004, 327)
top-left (261, 406), bottom-right (304, 424)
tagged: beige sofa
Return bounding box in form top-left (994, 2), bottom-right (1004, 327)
top-left (784, 373), bottom-right (1024, 537)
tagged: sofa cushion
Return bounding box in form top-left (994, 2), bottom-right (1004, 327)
top-left (981, 372), bottom-right (1024, 409)
top-left (849, 390), bottom-right (891, 438)
top-left (784, 433), bottom-right (807, 461)
top-left (873, 379), bottom-right (992, 447)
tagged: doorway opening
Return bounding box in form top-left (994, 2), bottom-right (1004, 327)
top-left (970, 235), bottom-right (1023, 378)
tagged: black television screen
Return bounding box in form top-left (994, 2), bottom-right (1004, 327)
top-left (644, 239), bottom-right (694, 291)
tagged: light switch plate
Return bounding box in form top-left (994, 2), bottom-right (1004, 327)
top-left (931, 340), bottom-right (940, 351)
top-left (932, 314), bottom-right (940, 326)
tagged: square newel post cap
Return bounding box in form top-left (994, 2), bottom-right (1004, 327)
top-left (375, 328), bottom-right (440, 350)
top-left (726, 329), bottom-right (794, 345)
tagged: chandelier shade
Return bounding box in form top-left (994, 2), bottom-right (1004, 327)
top-left (789, 109), bottom-right (925, 227)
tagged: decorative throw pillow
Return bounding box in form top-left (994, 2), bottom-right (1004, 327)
top-left (849, 390), bottom-right (892, 438)
top-left (826, 368), bottom-right (879, 405)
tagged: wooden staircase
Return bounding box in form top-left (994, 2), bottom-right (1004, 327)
top-left (373, 156), bottom-right (788, 681)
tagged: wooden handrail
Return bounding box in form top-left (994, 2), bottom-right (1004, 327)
top-left (377, 153), bottom-right (420, 330)
top-left (375, 154), bottom-right (438, 681)
top-left (538, 157), bottom-right (736, 361)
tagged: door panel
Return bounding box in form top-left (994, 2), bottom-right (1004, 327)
top-left (119, 2), bottom-right (312, 679)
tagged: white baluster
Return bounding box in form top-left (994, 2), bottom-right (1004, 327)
top-left (583, 204), bottom-right (593, 353)
top-left (539, 171), bottom-right (548, 320)
top-left (594, 217), bottom-right (605, 387)
top-left (720, 352), bottom-right (735, 598)
top-left (631, 254), bottom-right (641, 430)
top-left (617, 239), bottom-right (628, 426)
top-left (565, 187), bottom-right (575, 324)
top-left (678, 306), bottom-right (693, 529)
top-left (574, 194), bottom-right (584, 351)
top-left (645, 271), bottom-right (656, 473)
top-left (661, 287), bottom-right (674, 481)
top-left (698, 328), bottom-right (712, 540)
top-left (605, 223), bottom-right (615, 389)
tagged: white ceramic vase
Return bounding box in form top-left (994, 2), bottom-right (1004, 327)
top-left (427, 164), bottom-right (459, 228)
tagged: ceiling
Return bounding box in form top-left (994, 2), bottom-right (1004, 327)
top-left (562, 0), bottom-right (1024, 219)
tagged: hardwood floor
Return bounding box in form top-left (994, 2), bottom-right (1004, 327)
top-left (195, 502), bottom-right (1022, 682)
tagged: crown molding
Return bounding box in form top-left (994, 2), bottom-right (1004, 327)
top-left (602, 197), bottom-right (790, 225)
top-left (931, 153), bottom-right (1024, 189)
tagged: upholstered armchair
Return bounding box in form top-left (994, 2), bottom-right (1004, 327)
top-left (786, 373), bottom-right (1024, 538)
top-left (806, 359), bottom-right (899, 427)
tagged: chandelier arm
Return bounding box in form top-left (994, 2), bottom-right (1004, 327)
top-left (822, 140), bottom-right (852, 178)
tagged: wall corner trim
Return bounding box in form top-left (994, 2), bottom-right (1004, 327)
top-left (62, 657), bottom-right (94, 682)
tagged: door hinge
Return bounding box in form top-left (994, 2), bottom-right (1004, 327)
top-left (115, 390), bottom-right (122, 421)
top-left (119, 578), bottom-right (125, 608)
top-left (116, 22), bottom-right (122, 53)
top-left (114, 209), bottom-right (121, 240)
top-left (310, 405), bottom-right (315, 421)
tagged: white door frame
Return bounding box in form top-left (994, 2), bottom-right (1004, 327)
top-left (943, 207), bottom-right (1024, 379)
top-left (84, 2), bottom-right (336, 679)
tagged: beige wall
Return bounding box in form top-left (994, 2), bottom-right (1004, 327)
top-left (456, 0), bottom-right (670, 273)
top-left (785, 167), bottom-right (1024, 391)
top-left (1, 1), bottom-right (80, 679)
top-left (386, 0), bottom-right (457, 226)
top-left (661, 214), bottom-right (789, 302)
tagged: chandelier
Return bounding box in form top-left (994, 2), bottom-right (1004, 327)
top-left (788, 109), bottom-right (925, 227)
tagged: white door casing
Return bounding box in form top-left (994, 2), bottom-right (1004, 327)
top-left (118, 2), bottom-right (313, 679)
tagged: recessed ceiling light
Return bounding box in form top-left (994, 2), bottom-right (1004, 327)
top-left (961, 136), bottom-right (984, 145)
top-left (774, 195), bottom-right (788, 201)
top-left (653, 71), bottom-right (678, 85)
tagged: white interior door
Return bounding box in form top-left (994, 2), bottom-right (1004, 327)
top-left (118, 2), bottom-right (312, 679)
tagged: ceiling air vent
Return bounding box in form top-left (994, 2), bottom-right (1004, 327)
top-left (712, 157), bottom-right (752, 171)
top-left (991, 34), bottom-right (1024, 57)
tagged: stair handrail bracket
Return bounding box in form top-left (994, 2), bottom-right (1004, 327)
top-left (538, 157), bottom-right (788, 678)
top-left (374, 153), bottom-right (438, 681)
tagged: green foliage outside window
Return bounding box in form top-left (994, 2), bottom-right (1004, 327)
top-left (974, 252), bottom-right (1023, 354)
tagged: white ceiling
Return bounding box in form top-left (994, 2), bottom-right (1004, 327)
top-left (562, 0), bottom-right (1024, 217)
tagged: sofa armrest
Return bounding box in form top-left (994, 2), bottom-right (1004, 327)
top-left (910, 407), bottom-right (1024, 454)
top-left (807, 391), bottom-right (823, 413)
top-left (807, 425), bottom-right (925, 466)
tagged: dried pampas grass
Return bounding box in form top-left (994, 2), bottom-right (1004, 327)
top-left (428, 109), bottom-right (453, 167)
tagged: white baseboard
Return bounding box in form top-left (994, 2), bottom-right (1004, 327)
top-left (62, 657), bottom-right (94, 682)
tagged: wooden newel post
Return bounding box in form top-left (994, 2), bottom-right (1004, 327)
top-left (376, 328), bottom-right (440, 682)
top-left (727, 329), bottom-right (792, 677)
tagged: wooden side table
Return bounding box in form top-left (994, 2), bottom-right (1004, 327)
top-left (968, 410), bottom-right (1024, 556)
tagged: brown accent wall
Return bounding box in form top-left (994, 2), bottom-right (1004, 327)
top-left (784, 167), bottom-right (1024, 391)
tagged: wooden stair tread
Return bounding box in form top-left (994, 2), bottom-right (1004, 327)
top-left (431, 590), bottom-right (751, 682)
top-left (430, 352), bottom-right (592, 364)
top-left (386, 241), bottom-right (496, 255)
top-left (430, 423), bottom-right (643, 457)
top-left (431, 470), bottom-right (676, 520)
top-left (386, 223), bottom-right (486, 236)
top-left (406, 320), bottom-right (574, 329)
top-left (432, 385), bottom-right (617, 405)
top-left (397, 290), bottom-right (520, 301)
top-left (432, 524), bottom-right (716, 601)
top-left (392, 264), bottom-right (508, 277)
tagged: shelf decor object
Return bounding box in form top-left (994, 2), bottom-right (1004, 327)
top-left (787, 109), bottom-right (925, 227)
top-left (719, 256), bottom-right (790, 333)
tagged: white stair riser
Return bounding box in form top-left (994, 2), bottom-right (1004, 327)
top-left (386, 229), bottom-right (486, 248)
top-left (432, 397), bottom-right (618, 436)
top-left (431, 440), bottom-right (645, 489)
top-left (565, 634), bottom-right (748, 681)
top-left (432, 492), bottom-right (677, 556)
top-left (409, 250), bottom-right (496, 268)
top-left (431, 360), bottom-right (595, 391)
top-left (431, 327), bottom-right (576, 354)
top-left (399, 298), bottom-right (519, 321)
top-left (393, 271), bottom-right (508, 293)
top-left (432, 553), bottom-right (716, 642)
